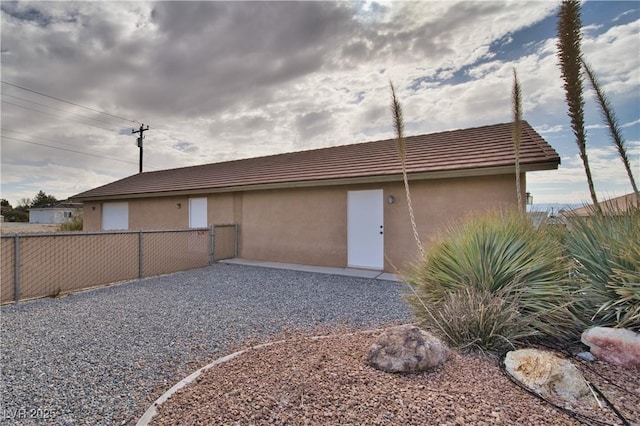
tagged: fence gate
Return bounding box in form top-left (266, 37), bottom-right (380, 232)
top-left (211, 224), bottom-right (238, 262)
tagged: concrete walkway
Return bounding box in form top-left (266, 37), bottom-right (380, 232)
top-left (221, 258), bottom-right (400, 281)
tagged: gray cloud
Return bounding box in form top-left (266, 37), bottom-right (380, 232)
top-left (1, 1), bottom-right (638, 205)
top-left (128, 2), bottom-right (360, 118)
top-left (295, 110), bottom-right (333, 141)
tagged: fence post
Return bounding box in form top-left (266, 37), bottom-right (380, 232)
top-left (209, 225), bottom-right (215, 265)
top-left (13, 235), bottom-right (20, 304)
top-left (138, 231), bottom-right (143, 278)
top-left (234, 224), bottom-right (239, 258)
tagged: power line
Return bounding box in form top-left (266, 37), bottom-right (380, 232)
top-left (1, 80), bottom-right (140, 124)
top-left (1, 127), bottom-right (95, 150)
top-left (1, 135), bottom-right (158, 169)
top-left (2, 100), bottom-right (119, 132)
top-left (1, 92), bottom-right (125, 128)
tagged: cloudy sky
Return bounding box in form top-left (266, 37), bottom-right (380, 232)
top-left (1, 0), bottom-right (638, 209)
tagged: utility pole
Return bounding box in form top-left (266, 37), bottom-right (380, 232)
top-left (132, 124), bottom-right (149, 173)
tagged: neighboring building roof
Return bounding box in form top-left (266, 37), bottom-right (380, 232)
top-left (72, 121), bottom-right (560, 201)
top-left (28, 201), bottom-right (83, 211)
top-left (563, 193), bottom-right (639, 217)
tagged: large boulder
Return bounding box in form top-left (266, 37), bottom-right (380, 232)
top-left (367, 325), bottom-right (450, 373)
top-left (581, 327), bottom-right (640, 369)
top-left (504, 349), bottom-right (596, 407)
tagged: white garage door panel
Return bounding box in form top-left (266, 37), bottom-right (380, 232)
top-left (189, 198), bottom-right (208, 228)
top-left (102, 202), bottom-right (129, 230)
top-left (348, 190), bottom-right (384, 269)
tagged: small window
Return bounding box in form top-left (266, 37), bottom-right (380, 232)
top-left (189, 198), bottom-right (208, 228)
top-left (102, 202), bottom-right (129, 230)
top-left (64, 211), bottom-right (72, 218)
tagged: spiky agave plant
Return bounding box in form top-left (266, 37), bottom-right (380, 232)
top-left (557, 0), bottom-right (601, 214)
top-left (512, 68), bottom-right (523, 212)
top-left (604, 244), bottom-right (640, 331)
top-left (581, 59), bottom-right (640, 204)
top-left (390, 81), bottom-right (424, 257)
top-left (404, 210), bottom-right (583, 353)
top-left (565, 202), bottom-right (640, 331)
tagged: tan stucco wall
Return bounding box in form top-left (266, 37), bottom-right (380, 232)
top-left (84, 197), bottom-right (191, 230)
top-left (207, 193), bottom-right (236, 224)
top-left (129, 196), bottom-right (189, 229)
top-left (80, 173), bottom-right (522, 272)
top-left (241, 186), bottom-right (348, 267)
top-left (383, 174), bottom-right (522, 271)
top-left (82, 201), bottom-right (102, 231)
top-left (238, 174), bottom-right (519, 271)
top-left (83, 194), bottom-right (238, 231)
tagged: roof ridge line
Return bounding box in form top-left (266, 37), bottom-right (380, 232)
top-left (137, 121), bottom-right (520, 176)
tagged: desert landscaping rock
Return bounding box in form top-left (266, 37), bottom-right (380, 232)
top-left (0, 264), bottom-right (412, 425)
top-left (504, 349), bottom-right (595, 408)
top-left (150, 330), bottom-right (639, 425)
top-left (582, 326), bottom-right (640, 369)
top-left (367, 324), bottom-right (450, 373)
top-left (576, 351), bottom-right (596, 362)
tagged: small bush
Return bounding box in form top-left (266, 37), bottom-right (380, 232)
top-left (58, 215), bottom-right (83, 232)
top-left (433, 286), bottom-right (538, 355)
top-left (404, 210), bottom-right (583, 354)
top-left (565, 203), bottom-right (640, 331)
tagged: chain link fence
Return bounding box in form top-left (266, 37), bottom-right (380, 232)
top-left (212, 224), bottom-right (238, 261)
top-left (1, 225), bottom-right (238, 304)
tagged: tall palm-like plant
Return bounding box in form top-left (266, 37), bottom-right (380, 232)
top-left (582, 59), bottom-right (640, 204)
top-left (390, 82), bottom-right (424, 257)
top-left (512, 68), bottom-right (524, 212)
top-left (557, 0), bottom-right (601, 213)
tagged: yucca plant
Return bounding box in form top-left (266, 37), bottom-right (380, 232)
top-left (390, 81), bottom-right (424, 257)
top-left (581, 58), bottom-right (640, 204)
top-left (405, 210), bottom-right (583, 353)
top-left (565, 203), bottom-right (640, 331)
top-left (512, 68), bottom-right (524, 212)
top-left (557, 0), bottom-right (601, 213)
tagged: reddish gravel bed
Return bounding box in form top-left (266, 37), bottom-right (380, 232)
top-left (151, 328), bottom-right (639, 425)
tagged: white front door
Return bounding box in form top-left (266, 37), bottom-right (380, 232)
top-left (189, 197), bottom-right (208, 228)
top-left (348, 189), bottom-right (384, 269)
top-left (102, 202), bottom-right (128, 230)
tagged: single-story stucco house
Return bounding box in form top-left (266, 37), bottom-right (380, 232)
top-left (72, 121), bottom-right (560, 271)
top-left (29, 201), bottom-right (83, 224)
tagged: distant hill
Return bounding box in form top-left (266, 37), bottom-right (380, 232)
top-left (527, 203), bottom-right (582, 216)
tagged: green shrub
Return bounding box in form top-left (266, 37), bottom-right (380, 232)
top-left (565, 203), bottom-right (640, 331)
top-left (404, 210), bottom-right (583, 354)
top-left (432, 286), bottom-right (538, 355)
top-left (58, 215), bottom-right (83, 232)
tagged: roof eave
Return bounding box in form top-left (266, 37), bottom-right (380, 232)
top-left (71, 161), bottom-right (559, 202)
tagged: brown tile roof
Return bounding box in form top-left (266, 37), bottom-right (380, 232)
top-left (72, 121), bottom-right (560, 200)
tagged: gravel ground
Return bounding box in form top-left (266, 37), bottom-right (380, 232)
top-left (152, 329), bottom-right (640, 426)
top-left (0, 264), bottom-right (412, 425)
top-left (0, 223), bottom-right (61, 234)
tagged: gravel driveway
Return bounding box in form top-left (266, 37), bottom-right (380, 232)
top-left (0, 263), bottom-right (412, 425)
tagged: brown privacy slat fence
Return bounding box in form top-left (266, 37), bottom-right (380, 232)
top-left (0, 224), bottom-right (238, 305)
